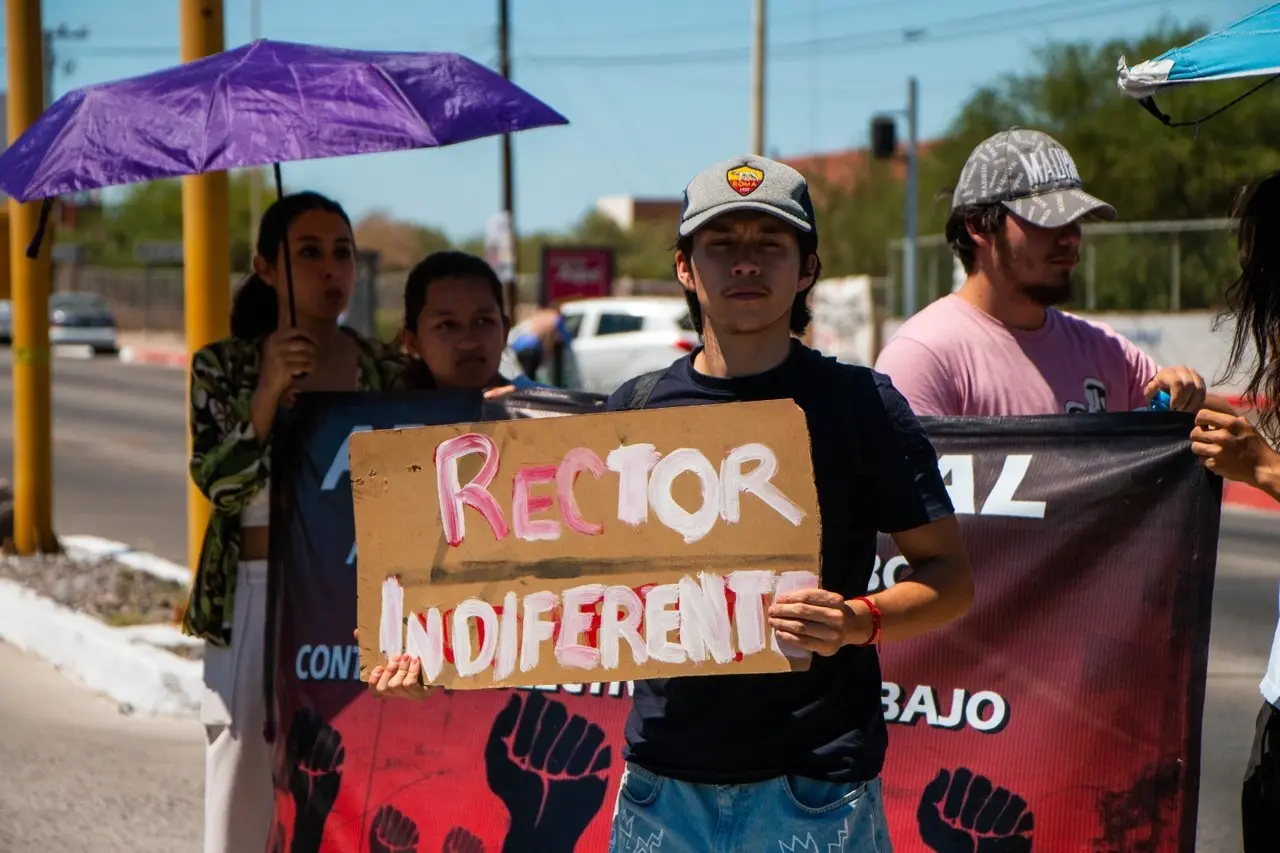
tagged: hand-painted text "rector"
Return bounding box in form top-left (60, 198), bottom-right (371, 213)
top-left (379, 570), bottom-right (818, 682)
top-left (436, 436), bottom-right (805, 546)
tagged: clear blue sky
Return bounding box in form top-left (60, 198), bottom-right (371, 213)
top-left (0, 0), bottom-right (1260, 242)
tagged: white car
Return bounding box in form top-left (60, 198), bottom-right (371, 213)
top-left (49, 292), bottom-right (119, 353)
top-left (558, 296), bottom-right (700, 396)
top-left (0, 293), bottom-right (119, 353)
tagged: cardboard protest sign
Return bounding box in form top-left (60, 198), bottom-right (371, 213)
top-left (351, 399), bottom-right (822, 689)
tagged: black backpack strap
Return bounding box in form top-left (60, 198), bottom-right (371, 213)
top-left (624, 369), bottom-right (666, 410)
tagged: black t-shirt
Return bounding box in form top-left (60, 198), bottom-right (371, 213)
top-left (605, 341), bottom-right (954, 785)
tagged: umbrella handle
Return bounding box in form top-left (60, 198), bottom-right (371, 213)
top-left (274, 163), bottom-right (298, 329)
top-left (24, 199), bottom-right (55, 260)
top-left (273, 163), bottom-right (306, 380)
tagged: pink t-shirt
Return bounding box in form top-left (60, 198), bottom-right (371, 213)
top-left (873, 294), bottom-right (1160, 416)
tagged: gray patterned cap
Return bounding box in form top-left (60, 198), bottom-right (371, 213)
top-left (952, 128), bottom-right (1116, 228)
top-left (679, 156), bottom-right (817, 242)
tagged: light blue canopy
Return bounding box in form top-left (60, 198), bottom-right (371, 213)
top-left (1117, 2), bottom-right (1280, 98)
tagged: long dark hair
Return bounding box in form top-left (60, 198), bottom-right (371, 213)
top-left (229, 191), bottom-right (353, 340)
top-left (1218, 171), bottom-right (1280, 439)
top-left (401, 250), bottom-right (508, 388)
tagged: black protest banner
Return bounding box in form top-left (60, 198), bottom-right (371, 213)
top-left (880, 413), bottom-right (1220, 853)
top-left (267, 400), bottom-right (1220, 853)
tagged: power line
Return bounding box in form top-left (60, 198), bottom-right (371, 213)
top-left (515, 0), bottom-right (1186, 68)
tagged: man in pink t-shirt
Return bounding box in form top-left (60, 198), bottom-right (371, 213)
top-left (875, 128), bottom-right (1207, 417)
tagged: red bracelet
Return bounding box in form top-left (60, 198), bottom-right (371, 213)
top-left (850, 596), bottom-right (882, 647)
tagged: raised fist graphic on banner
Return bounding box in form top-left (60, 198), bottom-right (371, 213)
top-left (918, 767), bottom-right (1035, 853)
top-left (368, 804), bottom-right (421, 853)
top-left (443, 826), bottom-right (486, 853)
top-left (485, 691), bottom-right (613, 852)
top-left (287, 708), bottom-right (346, 853)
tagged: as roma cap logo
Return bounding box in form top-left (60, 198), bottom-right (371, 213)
top-left (726, 165), bottom-right (764, 197)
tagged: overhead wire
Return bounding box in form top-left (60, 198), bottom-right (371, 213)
top-left (514, 0), bottom-right (1196, 68)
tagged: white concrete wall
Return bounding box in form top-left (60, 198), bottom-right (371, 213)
top-left (881, 310), bottom-right (1253, 393)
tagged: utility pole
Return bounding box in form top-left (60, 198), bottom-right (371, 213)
top-left (498, 0), bottom-right (518, 317)
top-left (247, 0), bottom-right (262, 252)
top-left (870, 77), bottom-right (920, 317)
top-left (750, 0), bottom-right (765, 155)
top-left (180, 0), bottom-right (230, 579)
top-left (903, 76), bottom-right (919, 318)
top-left (42, 24), bottom-right (89, 109)
top-left (7, 0), bottom-right (57, 554)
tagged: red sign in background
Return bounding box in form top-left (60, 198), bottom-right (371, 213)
top-left (268, 402), bottom-right (1220, 853)
top-left (540, 246), bottom-right (614, 306)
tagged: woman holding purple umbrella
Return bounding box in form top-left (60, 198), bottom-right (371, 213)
top-left (183, 190), bottom-right (407, 853)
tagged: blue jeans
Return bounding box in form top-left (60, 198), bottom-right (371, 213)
top-left (608, 762), bottom-right (893, 852)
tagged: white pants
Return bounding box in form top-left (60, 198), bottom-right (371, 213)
top-left (201, 559), bottom-right (275, 853)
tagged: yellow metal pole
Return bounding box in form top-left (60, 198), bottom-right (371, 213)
top-left (7, 0), bottom-right (56, 554)
top-left (0, 210), bottom-right (12, 300)
top-left (181, 0), bottom-right (230, 579)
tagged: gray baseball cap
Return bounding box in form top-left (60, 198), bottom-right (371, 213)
top-left (952, 128), bottom-right (1116, 228)
top-left (678, 155), bottom-right (817, 243)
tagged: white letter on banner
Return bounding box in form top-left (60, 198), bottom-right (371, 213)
top-left (965, 691), bottom-right (1009, 733)
top-left (322, 425), bottom-right (371, 491)
top-left (882, 682), bottom-right (901, 722)
top-left (937, 454), bottom-right (976, 514)
top-left (981, 455), bottom-right (1045, 519)
top-left (898, 684), bottom-right (939, 726)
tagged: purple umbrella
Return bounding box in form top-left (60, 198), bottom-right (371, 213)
top-left (0, 39), bottom-right (567, 201)
top-left (0, 39), bottom-right (568, 319)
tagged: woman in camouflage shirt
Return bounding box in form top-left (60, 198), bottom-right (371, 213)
top-left (186, 191), bottom-right (405, 853)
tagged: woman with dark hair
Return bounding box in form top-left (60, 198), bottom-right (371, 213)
top-left (1190, 171), bottom-right (1280, 850)
top-left (184, 190), bottom-right (406, 853)
top-left (398, 250), bottom-right (544, 396)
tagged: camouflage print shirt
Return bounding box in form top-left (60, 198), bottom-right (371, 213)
top-left (182, 329), bottom-right (408, 646)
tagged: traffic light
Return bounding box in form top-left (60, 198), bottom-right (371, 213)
top-left (871, 115), bottom-right (897, 159)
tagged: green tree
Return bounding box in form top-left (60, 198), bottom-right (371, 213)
top-left (64, 168), bottom-right (269, 269)
top-left (814, 18), bottom-right (1280, 312)
top-left (914, 18), bottom-right (1280, 310)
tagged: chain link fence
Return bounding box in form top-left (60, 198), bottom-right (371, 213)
top-left (51, 251), bottom-right (384, 335)
top-left (63, 219), bottom-right (1235, 336)
top-left (885, 218), bottom-right (1238, 316)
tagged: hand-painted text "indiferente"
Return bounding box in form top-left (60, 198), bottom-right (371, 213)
top-left (378, 570), bottom-right (818, 682)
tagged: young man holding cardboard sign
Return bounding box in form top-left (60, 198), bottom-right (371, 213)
top-left (363, 156), bottom-right (973, 850)
top-left (593, 157), bottom-right (973, 850)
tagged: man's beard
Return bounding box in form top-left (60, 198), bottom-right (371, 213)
top-left (1020, 275), bottom-right (1074, 307)
top-left (995, 235), bottom-right (1074, 306)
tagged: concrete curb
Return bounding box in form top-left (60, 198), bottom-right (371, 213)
top-left (118, 344), bottom-right (188, 369)
top-left (1223, 482), bottom-right (1280, 513)
top-left (60, 534), bottom-right (192, 585)
top-left (0, 578), bottom-right (202, 717)
top-left (52, 344), bottom-right (96, 360)
top-left (0, 534), bottom-right (203, 716)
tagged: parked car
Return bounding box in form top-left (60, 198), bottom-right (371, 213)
top-left (509, 296), bottom-right (699, 396)
top-left (0, 293), bottom-right (118, 353)
top-left (50, 292), bottom-right (119, 353)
